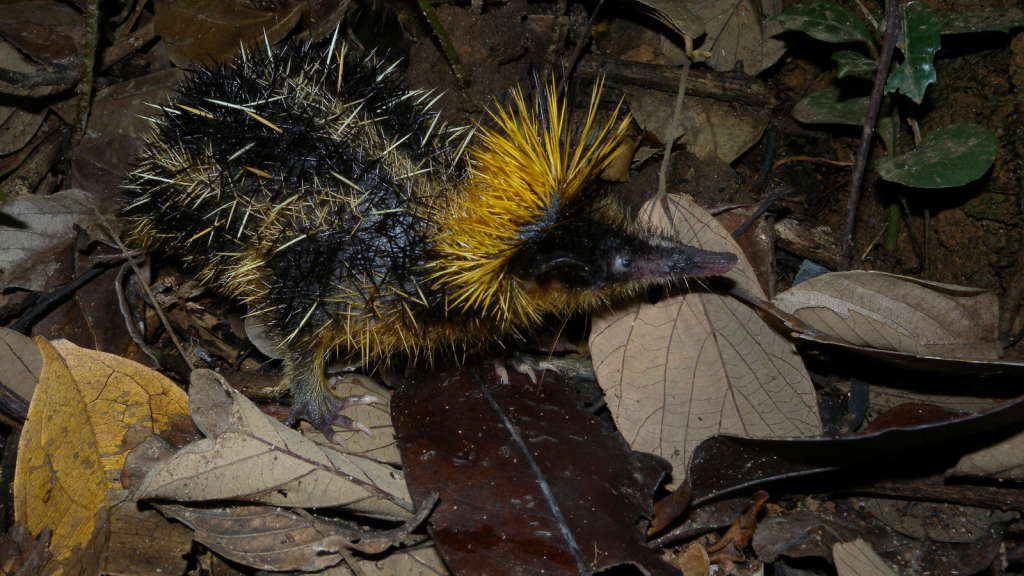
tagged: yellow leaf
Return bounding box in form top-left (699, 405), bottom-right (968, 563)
top-left (14, 338), bottom-right (194, 574)
top-left (47, 339), bottom-right (194, 480)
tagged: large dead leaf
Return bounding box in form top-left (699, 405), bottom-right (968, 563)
top-left (153, 0), bottom-right (301, 68)
top-left (772, 271), bottom-right (1001, 360)
top-left (623, 86), bottom-right (770, 164)
top-left (134, 370), bottom-right (412, 520)
top-left (687, 0), bottom-right (787, 73)
top-left (590, 194), bottom-right (820, 489)
top-left (104, 501), bottom-right (193, 576)
top-left (393, 362), bottom-right (675, 576)
top-left (834, 540), bottom-right (898, 576)
top-left (0, 190), bottom-right (111, 292)
top-left (13, 339), bottom-right (196, 575)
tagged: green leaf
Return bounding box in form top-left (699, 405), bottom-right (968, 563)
top-left (774, 1), bottom-right (873, 45)
top-left (792, 87), bottom-right (894, 152)
top-left (938, 8), bottom-right (1024, 34)
top-left (876, 124), bottom-right (997, 188)
top-left (833, 50), bottom-right (877, 78)
top-left (885, 1), bottom-right (940, 104)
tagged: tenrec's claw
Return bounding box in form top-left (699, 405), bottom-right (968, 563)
top-left (493, 359), bottom-right (510, 384)
top-left (511, 359), bottom-right (537, 383)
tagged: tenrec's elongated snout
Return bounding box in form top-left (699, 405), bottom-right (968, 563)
top-left (660, 245), bottom-right (739, 278)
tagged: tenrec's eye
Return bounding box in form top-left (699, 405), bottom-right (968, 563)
top-left (618, 256), bottom-right (632, 270)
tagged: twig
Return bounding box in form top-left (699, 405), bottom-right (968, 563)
top-left (577, 56), bottom-right (775, 107)
top-left (839, 0), bottom-right (901, 270)
top-left (0, 127), bottom-right (67, 196)
top-left (11, 262), bottom-right (114, 334)
top-left (98, 20), bottom-right (156, 71)
top-left (541, 0), bottom-right (569, 81)
top-left (0, 65), bottom-right (78, 91)
top-left (415, 0), bottom-right (469, 87)
top-left (84, 198), bottom-right (194, 370)
top-left (772, 156), bottom-right (853, 170)
top-left (657, 42), bottom-right (692, 197)
top-left (851, 0), bottom-right (880, 30)
top-left (998, 191), bottom-right (1024, 340)
top-left (731, 186), bottom-right (796, 239)
top-left (72, 0), bottom-right (101, 145)
top-left (557, 0), bottom-right (604, 97)
top-left (924, 208), bottom-right (930, 276)
top-left (861, 222), bottom-right (890, 261)
top-left (896, 195), bottom-right (924, 267)
top-left (114, 262), bottom-right (160, 363)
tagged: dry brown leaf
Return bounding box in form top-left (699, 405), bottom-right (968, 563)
top-left (311, 546), bottom-right (449, 576)
top-left (687, 0), bottom-right (787, 74)
top-left (590, 195), bottom-right (820, 489)
top-left (952, 429), bottom-right (1024, 481)
top-left (0, 327), bottom-right (40, 405)
top-left (0, 523), bottom-right (53, 576)
top-left (833, 540), bottom-right (899, 576)
top-left (135, 370), bottom-right (412, 519)
top-left (157, 493), bottom-right (436, 572)
top-left (772, 271), bottom-right (1000, 360)
top-left (623, 86), bottom-right (770, 164)
top-left (0, 190), bottom-right (111, 292)
top-left (860, 498), bottom-right (1015, 543)
top-left (673, 541), bottom-right (710, 576)
top-left (153, 0), bottom-right (301, 68)
top-left (104, 501), bottom-right (193, 576)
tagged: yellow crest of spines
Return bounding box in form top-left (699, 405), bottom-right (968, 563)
top-left (431, 79), bottom-right (631, 320)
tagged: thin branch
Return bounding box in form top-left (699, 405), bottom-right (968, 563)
top-left (731, 185), bottom-right (796, 239)
top-left (657, 42), bottom-right (692, 197)
top-left (72, 0), bottom-right (101, 145)
top-left (839, 0), bottom-right (901, 270)
top-left (0, 65), bottom-right (78, 91)
top-left (11, 262), bottom-right (115, 334)
top-left (541, 0), bottom-right (569, 81)
top-left (557, 0), bottom-right (604, 97)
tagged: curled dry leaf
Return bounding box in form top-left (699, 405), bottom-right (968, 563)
top-left (833, 540), bottom-right (899, 576)
top-left (156, 493), bottom-right (438, 572)
top-left (590, 194), bottom-right (820, 489)
top-left (0, 190), bottom-right (111, 292)
top-left (772, 271), bottom-right (1001, 360)
top-left (14, 338), bottom-right (195, 575)
top-left (952, 428), bottom-right (1024, 481)
top-left (673, 541), bottom-right (710, 576)
top-left (135, 370), bottom-right (412, 520)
